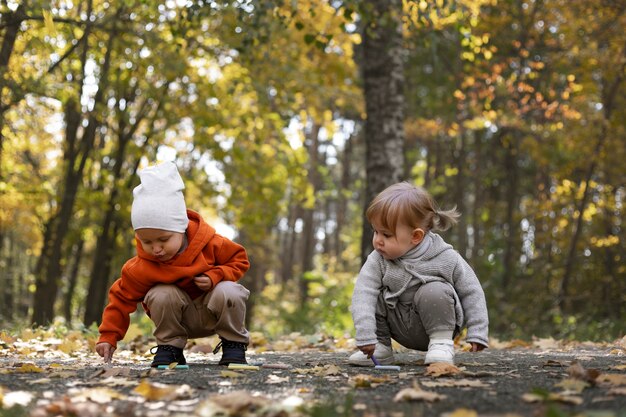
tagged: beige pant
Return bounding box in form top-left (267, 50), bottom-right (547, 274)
top-left (144, 281), bottom-right (250, 349)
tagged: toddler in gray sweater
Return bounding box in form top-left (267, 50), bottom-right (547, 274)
top-left (350, 182), bottom-right (489, 365)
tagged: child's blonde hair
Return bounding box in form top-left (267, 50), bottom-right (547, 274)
top-left (366, 182), bottom-right (460, 233)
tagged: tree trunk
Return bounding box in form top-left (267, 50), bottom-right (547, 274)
top-left (1, 230), bottom-right (14, 322)
top-left (454, 132), bottom-right (468, 257)
top-left (32, 7), bottom-right (115, 325)
top-left (335, 132), bottom-right (354, 258)
top-left (279, 201), bottom-right (297, 284)
top-left (300, 123), bottom-right (321, 302)
top-left (83, 158), bottom-right (128, 325)
top-left (359, 0), bottom-right (405, 264)
top-left (63, 240), bottom-right (84, 323)
top-left (0, 4), bottom-right (26, 274)
top-left (471, 131), bottom-right (483, 260)
top-left (502, 134), bottom-right (519, 290)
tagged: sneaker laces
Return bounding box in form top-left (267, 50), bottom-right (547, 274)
top-left (150, 345), bottom-right (181, 355)
top-left (213, 339), bottom-right (248, 354)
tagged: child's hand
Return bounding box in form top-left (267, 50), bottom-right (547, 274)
top-left (194, 275), bottom-right (214, 291)
top-left (470, 342), bottom-right (486, 352)
top-left (358, 344), bottom-right (376, 358)
top-left (96, 342), bottom-right (116, 362)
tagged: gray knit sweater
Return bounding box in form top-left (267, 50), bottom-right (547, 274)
top-left (351, 232), bottom-right (489, 347)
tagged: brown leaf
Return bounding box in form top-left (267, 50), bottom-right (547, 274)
top-left (597, 373), bottom-right (626, 386)
top-left (421, 378), bottom-right (490, 388)
top-left (197, 391), bottom-right (269, 416)
top-left (567, 361), bottom-right (600, 384)
top-left (425, 362), bottom-right (462, 377)
top-left (350, 374), bottom-right (392, 388)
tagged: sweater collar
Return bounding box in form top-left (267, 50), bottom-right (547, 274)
top-left (398, 232), bottom-right (433, 263)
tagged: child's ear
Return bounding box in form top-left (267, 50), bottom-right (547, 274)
top-left (411, 228), bottom-right (425, 245)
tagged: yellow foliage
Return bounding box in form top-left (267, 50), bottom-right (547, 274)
top-left (590, 235), bottom-right (620, 248)
top-left (582, 203), bottom-right (598, 221)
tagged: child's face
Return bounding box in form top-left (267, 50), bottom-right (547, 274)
top-left (135, 228), bottom-right (185, 261)
top-left (371, 220), bottom-right (424, 260)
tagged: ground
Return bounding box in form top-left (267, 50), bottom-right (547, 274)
top-left (0, 334), bottom-right (625, 417)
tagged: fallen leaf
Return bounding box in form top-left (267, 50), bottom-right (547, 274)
top-left (597, 373), bottom-right (626, 386)
top-left (425, 363), bottom-right (462, 377)
top-left (394, 383), bottom-right (446, 402)
top-left (71, 387), bottom-right (126, 404)
top-left (567, 361), bottom-right (600, 384)
top-left (101, 376), bottom-right (138, 387)
top-left (554, 378), bottom-right (589, 393)
top-left (350, 374), bottom-right (392, 388)
top-left (16, 363), bottom-right (44, 373)
top-left (292, 364), bottom-right (342, 376)
top-left (133, 380), bottom-right (192, 401)
top-left (196, 390), bottom-right (269, 416)
top-left (265, 374), bottom-right (290, 384)
top-left (421, 378), bottom-right (490, 388)
top-left (522, 392), bottom-right (583, 405)
top-left (533, 337), bottom-right (561, 350)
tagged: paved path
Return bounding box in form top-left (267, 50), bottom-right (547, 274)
top-left (1, 342), bottom-right (625, 416)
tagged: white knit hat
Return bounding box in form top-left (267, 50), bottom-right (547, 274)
top-left (131, 161), bottom-right (189, 233)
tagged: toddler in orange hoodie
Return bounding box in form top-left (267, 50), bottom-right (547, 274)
top-left (95, 161), bottom-right (251, 367)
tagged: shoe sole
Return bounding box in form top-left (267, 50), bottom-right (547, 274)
top-left (424, 356), bottom-right (454, 364)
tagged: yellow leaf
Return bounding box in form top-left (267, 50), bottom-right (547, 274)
top-left (133, 380), bottom-right (182, 401)
top-left (17, 363), bottom-right (44, 373)
top-left (42, 10), bottom-right (57, 37)
top-left (555, 378), bottom-right (589, 393)
top-left (446, 409), bottom-right (479, 417)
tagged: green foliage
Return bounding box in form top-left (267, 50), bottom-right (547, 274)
top-left (253, 264), bottom-right (356, 338)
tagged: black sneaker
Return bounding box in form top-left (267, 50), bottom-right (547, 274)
top-left (150, 345), bottom-right (186, 368)
top-left (213, 338), bottom-right (248, 365)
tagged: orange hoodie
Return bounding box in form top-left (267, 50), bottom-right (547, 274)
top-left (97, 210), bottom-right (250, 348)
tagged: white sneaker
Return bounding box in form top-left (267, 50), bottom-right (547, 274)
top-left (348, 342), bottom-right (394, 366)
top-left (424, 339), bottom-right (455, 364)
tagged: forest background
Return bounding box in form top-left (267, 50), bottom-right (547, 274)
top-left (0, 0), bottom-right (624, 344)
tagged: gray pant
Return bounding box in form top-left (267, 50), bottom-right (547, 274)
top-left (375, 281), bottom-right (457, 351)
top-left (144, 281), bottom-right (250, 349)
